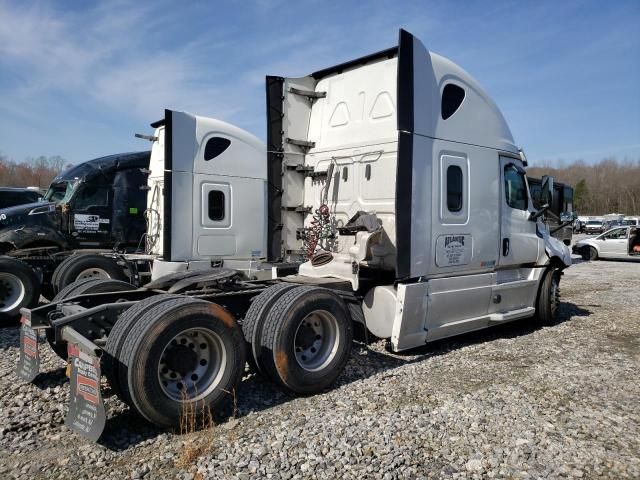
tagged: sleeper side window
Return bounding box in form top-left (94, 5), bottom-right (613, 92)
top-left (208, 190), bottom-right (225, 221)
top-left (446, 165), bottom-right (463, 212)
top-left (504, 165), bottom-right (528, 210)
top-left (440, 154), bottom-right (469, 224)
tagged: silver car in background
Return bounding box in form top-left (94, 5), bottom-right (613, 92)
top-left (573, 226), bottom-right (640, 260)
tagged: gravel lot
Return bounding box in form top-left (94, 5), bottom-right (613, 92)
top-left (1, 239), bottom-right (639, 479)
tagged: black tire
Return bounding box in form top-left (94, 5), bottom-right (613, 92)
top-left (103, 294), bottom-right (181, 402)
top-left (52, 254), bottom-right (86, 294)
top-left (535, 269), bottom-right (561, 326)
top-left (241, 283), bottom-right (298, 375)
top-left (0, 256), bottom-right (41, 322)
top-left (50, 256), bottom-right (67, 295)
top-left (258, 286), bottom-right (353, 394)
top-left (118, 298), bottom-right (246, 427)
top-left (46, 278), bottom-right (133, 360)
top-left (587, 246), bottom-right (598, 261)
top-left (54, 254), bottom-right (127, 293)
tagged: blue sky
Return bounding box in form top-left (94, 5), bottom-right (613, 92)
top-left (0, 0), bottom-right (638, 166)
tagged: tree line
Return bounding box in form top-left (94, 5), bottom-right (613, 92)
top-left (1, 151), bottom-right (639, 216)
top-left (0, 153), bottom-right (67, 190)
top-left (527, 158), bottom-right (640, 216)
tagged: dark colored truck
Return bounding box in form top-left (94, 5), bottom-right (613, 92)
top-left (528, 177), bottom-right (575, 245)
top-left (0, 152), bottom-right (149, 320)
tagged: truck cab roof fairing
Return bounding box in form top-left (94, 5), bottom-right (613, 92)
top-left (305, 29), bottom-right (518, 154)
top-left (397, 29), bottom-right (517, 153)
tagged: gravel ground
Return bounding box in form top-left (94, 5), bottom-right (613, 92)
top-left (1, 239), bottom-right (639, 479)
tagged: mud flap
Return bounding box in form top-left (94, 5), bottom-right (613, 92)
top-left (64, 335), bottom-right (106, 442)
top-left (16, 319), bottom-right (40, 382)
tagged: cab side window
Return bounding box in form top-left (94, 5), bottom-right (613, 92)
top-left (504, 165), bottom-right (528, 210)
top-left (74, 185), bottom-right (110, 209)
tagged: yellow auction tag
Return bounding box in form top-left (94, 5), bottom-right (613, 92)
top-left (65, 363), bottom-right (71, 378)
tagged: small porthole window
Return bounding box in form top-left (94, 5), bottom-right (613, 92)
top-left (441, 84), bottom-right (465, 120)
top-left (208, 190), bottom-right (225, 221)
top-left (204, 137), bottom-right (231, 161)
top-left (447, 165), bottom-right (463, 212)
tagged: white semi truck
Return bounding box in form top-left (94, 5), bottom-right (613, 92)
top-left (17, 30), bottom-right (570, 441)
top-left (50, 110), bottom-right (271, 286)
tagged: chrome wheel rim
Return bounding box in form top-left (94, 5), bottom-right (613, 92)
top-left (158, 328), bottom-right (226, 402)
top-left (294, 310), bottom-right (340, 372)
top-left (76, 267), bottom-right (111, 281)
top-left (0, 272), bottom-right (26, 312)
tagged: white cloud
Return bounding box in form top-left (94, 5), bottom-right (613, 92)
top-left (0, 1), bottom-right (240, 121)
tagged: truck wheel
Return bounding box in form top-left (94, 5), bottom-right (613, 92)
top-left (535, 269), bottom-right (561, 326)
top-left (103, 294), bottom-right (181, 403)
top-left (50, 256), bottom-right (66, 295)
top-left (0, 257), bottom-right (40, 322)
top-left (54, 254), bottom-right (127, 293)
top-left (241, 283), bottom-right (298, 374)
top-left (258, 286), bottom-right (353, 394)
top-left (118, 298), bottom-right (246, 427)
top-left (46, 278), bottom-right (133, 360)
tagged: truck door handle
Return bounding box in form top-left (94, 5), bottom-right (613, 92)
top-left (502, 238), bottom-right (510, 256)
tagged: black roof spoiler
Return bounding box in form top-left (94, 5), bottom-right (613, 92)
top-left (311, 46), bottom-right (398, 80)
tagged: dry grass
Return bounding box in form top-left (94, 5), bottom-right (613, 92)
top-left (175, 387), bottom-right (240, 469)
top-left (221, 387), bottom-right (238, 418)
top-left (179, 392), bottom-right (216, 435)
top-left (176, 390), bottom-right (216, 469)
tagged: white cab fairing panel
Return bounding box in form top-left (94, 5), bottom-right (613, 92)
top-left (387, 269), bottom-right (540, 351)
top-left (424, 273), bottom-right (494, 341)
top-left (398, 30), bottom-right (439, 140)
top-left (489, 268), bottom-right (541, 315)
top-left (390, 282), bottom-right (429, 351)
top-left (163, 109), bottom-right (267, 263)
top-left (399, 136), bottom-right (502, 279)
top-left (169, 170), bottom-right (194, 261)
top-left (403, 133), bottom-right (433, 277)
top-left (193, 174), bottom-right (267, 260)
